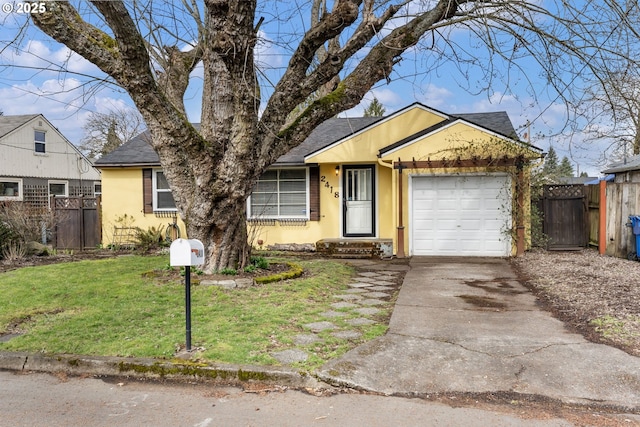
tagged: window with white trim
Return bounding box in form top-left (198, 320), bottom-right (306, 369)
top-left (34, 130), bottom-right (46, 153)
top-left (153, 170), bottom-right (177, 211)
top-left (249, 168), bottom-right (308, 218)
top-left (48, 180), bottom-right (68, 197)
top-left (0, 178), bottom-right (22, 201)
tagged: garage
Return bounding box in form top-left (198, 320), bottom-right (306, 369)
top-left (410, 174), bottom-right (512, 256)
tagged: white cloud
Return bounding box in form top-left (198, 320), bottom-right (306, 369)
top-left (0, 78), bottom-right (134, 145)
top-left (419, 84), bottom-right (454, 110)
top-left (3, 40), bottom-right (99, 77)
top-left (370, 89), bottom-right (403, 108)
top-left (255, 29), bottom-right (285, 70)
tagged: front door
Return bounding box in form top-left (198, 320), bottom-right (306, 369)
top-left (343, 165), bottom-right (375, 237)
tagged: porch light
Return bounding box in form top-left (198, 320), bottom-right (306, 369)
top-left (335, 165), bottom-right (340, 176)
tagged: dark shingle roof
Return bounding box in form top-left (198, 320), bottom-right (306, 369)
top-left (95, 131), bottom-right (159, 166)
top-left (0, 114), bottom-right (39, 138)
top-left (602, 154), bottom-right (640, 174)
top-left (94, 104), bottom-right (528, 167)
top-left (277, 116), bottom-right (381, 164)
top-left (455, 112), bottom-right (518, 139)
top-left (95, 117), bottom-right (382, 167)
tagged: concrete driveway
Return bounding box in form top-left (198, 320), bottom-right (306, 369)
top-left (317, 257), bottom-right (640, 410)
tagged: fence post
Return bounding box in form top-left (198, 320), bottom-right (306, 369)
top-left (599, 180), bottom-right (606, 255)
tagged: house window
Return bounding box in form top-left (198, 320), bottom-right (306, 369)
top-left (48, 180), bottom-right (68, 197)
top-left (249, 168), bottom-right (308, 218)
top-left (0, 178), bottom-right (22, 201)
top-left (34, 130), bottom-right (46, 153)
top-left (152, 170), bottom-right (176, 211)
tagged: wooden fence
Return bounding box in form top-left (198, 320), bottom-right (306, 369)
top-left (604, 183), bottom-right (640, 258)
top-left (586, 184), bottom-right (600, 247)
top-left (539, 182), bottom-right (640, 259)
top-left (52, 196), bottom-right (101, 250)
top-left (542, 185), bottom-right (587, 250)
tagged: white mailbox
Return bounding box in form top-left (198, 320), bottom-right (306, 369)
top-left (170, 238), bottom-right (205, 267)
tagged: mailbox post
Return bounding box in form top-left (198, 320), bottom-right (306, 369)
top-left (170, 238), bottom-right (205, 352)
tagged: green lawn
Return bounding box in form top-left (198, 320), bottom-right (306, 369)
top-left (0, 255), bottom-right (389, 369)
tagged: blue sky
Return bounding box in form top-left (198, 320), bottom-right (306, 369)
top-left (0, 2), bottom-right (609, 176)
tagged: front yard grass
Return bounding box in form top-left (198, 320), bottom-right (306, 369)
top-left (0, 255), bottom-right (382, 370)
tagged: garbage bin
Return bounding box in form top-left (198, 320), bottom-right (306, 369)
top-left (629, 215), bottom-right (640, 261)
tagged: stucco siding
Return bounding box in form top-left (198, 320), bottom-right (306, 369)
top-left (380, 122), bottom-right (522, 162)
top-left (307, 107), bottom-right (446, 163)
top-left (100, 168), bottom-right (186, 245)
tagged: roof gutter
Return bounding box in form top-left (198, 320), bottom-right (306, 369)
top-left (95, 163), bottom-right (162, 169)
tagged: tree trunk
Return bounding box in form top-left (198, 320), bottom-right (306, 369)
top-left (186, 200), bottom-right (250, 273)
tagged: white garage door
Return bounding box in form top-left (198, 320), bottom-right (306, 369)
top-left (410, 175), bottom-right (512, 256)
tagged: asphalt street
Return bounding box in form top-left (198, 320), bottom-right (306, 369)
top-left (0, 370), bottom-right (594, 426)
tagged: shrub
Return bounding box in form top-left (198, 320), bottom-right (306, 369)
top-left (529, 202), bottom-right (550, 248)
top-left (1, 241), bottom-right (26, 262)
top-left (134, 225), bottom-right (166, 251)
top-left (254, 262), bottom-right (304, 284)
top-left (0, 202), bottom-right (52, 244)
top-left (0, 220), bottom-right (16, 254)
top-left (250, 256), bottom-right (269, 269)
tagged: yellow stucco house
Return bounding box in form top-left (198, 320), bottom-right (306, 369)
top-left (95, 103), bottom-right (542, 257)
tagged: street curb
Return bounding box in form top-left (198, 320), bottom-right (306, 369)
top-left (0, 351), bottom-right (321, 389)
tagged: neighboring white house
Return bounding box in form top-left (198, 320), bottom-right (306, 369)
top-left (0, 114), bottom-right (101, 206)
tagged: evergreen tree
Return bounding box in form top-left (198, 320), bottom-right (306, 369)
top-left (101, 120), bottom-right (123, 156)
top-left (363, 97), bottom-right (386, 117)
top-left (542, 146), bottom-right (559, 177)
top-left (558, 156), bottom-right (574, 177)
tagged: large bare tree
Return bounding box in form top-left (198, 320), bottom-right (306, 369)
top-left (579, 65), bottom-right (640, 161)
top-left (80, 107), bottom-right (146, 158)
top-left (26, 0), bottom-right (638, 271)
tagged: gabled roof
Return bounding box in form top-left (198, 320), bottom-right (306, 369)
top-left (0, 113), bottom-right (101, 179)
top-left (277, 116), bottom-right (381, 164)
top-left (602, 154), bottom-right (640, 174)
top-left (95, 117), bottom-right (382, 167)
top-left (378, 110), bottom-right (535, 157)
top-left (304, 103), bottom-right (447, 160)
top-left (95, 131), bottom-right (160, 167)
top-left (95, 102), bottom-right (535, 168)
top-left (456, 112), bottom-right (519, 139)
top-left (0, 114), bottom-right (40, 138)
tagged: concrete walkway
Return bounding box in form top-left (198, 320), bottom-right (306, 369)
top-left (317, 257), bottom-right (640, 410)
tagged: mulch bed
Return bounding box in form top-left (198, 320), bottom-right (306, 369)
top-left (512, 249), bottom-right (640, 357)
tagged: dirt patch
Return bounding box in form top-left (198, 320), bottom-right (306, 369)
top-left (0, 250), bottom-right (118, 273)
top-left (512, 248), bottom-right (640, 357)
top-left (0, 251), bottom-right (294, 283)
top-left (145, 261), bottom-right (295, 285)
top-left (0, 308), bottom-right (65, 341)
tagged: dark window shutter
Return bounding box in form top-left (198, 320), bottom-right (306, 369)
top-left (309, 166), bottom-right (320, 221)
top-left (142, 169), bottom-right (153, 213)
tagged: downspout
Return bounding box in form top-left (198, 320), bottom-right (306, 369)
top-left (396, 165), bottom-right (405, 258)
